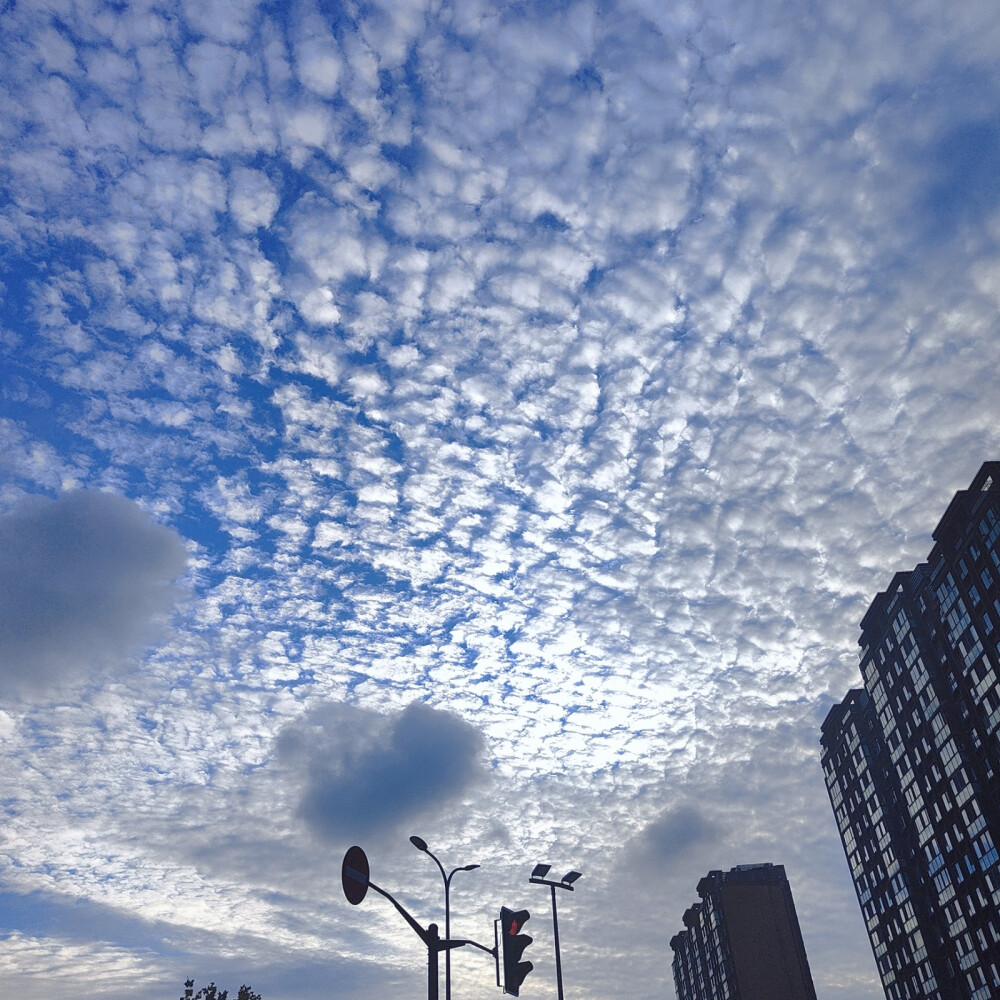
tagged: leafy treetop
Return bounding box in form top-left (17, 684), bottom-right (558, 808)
top-left (180, 978), bottom-right (262, 1000)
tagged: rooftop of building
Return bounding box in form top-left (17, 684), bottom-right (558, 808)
top-left (820, 687), bottom-right (869, 747)
top-left (932, 460), bottom-right (1000, 547)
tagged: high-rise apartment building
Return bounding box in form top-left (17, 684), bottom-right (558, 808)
top-left (821, 462), bottom-right (1000, 1000)
top-left (669, 863), bottom-right (817, 1000)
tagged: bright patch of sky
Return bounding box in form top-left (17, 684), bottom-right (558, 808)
top-left (3, 1), bottom-right (1000, 999)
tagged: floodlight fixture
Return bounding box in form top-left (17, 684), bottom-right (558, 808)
top-left (528, 863), bottom-right (582, 1000)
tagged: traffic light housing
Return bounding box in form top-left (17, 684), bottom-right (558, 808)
top-left (500, 906), bottom-right (533, 996)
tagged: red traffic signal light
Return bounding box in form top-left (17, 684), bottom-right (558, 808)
top-left (500, 906), bottom-right (533, 996)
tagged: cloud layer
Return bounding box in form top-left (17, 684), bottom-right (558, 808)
top-left (2, 0), bottom-right (1000, 998)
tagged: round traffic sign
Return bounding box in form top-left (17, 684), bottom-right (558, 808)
top-left (342, 845), bottom-right (370, 905)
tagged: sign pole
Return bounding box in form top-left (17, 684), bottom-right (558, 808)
top-left (428, 923), bottom-right (439, 1000)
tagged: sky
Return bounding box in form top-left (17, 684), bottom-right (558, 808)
top-left (2, 1), bottom-right (1000, 998)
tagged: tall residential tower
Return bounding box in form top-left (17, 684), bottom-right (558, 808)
top-left (821, 462), bottom-right (1000, 1000)
top-left (669, 863), bottom-right (817, 1000)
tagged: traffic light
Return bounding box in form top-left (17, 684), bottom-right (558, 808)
top-left (500, 906), bottom-right (533, 996)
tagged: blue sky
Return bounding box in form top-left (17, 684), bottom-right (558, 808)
top-left (2, 1), bottom-right (1000, 998)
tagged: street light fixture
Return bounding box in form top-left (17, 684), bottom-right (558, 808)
top-left (342, 844), bottom-right (454, 1000)
top-left (342, 844), bottom-right (494, 1000)
top-left (529, 864), bottom-right (582, 1000)
top-left (410, 835), bottom-right (481, 1000)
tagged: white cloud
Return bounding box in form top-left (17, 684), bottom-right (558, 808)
top-left (229, 167), bottom-right (280, 231)
top-left (295, 26), bottom-right (344, 98)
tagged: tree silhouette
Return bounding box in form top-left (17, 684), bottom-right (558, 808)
top-left (180, 978), bottom-right (262, 1000)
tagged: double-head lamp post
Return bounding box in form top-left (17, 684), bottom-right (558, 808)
top-left (529, 864), bottom-right (582, 1000)
top-left (342, 844), bottom-right (494, 1000)
top-left (410, 835), bottom-right (480, 1000)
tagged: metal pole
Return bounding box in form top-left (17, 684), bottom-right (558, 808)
top-left (551, 884), bottom-right (564, 1000)
top-left (444, 868), bottom-right (458, 1000)
top-left (444, 875), bottom-right (452, 1000)
top-left (344, 847), bottom-right (490, 1000)
top-left (428, 923), bottom-right (440, 1000)
top-left (410, 839), bottom-right (477, 1000)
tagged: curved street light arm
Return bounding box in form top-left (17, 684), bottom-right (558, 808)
top-left (423, 846), bottom-right (448, 884)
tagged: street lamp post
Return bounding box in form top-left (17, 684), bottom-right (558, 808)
top-left (410, 835), bottom-right (480, 1000)
top-left (529, 864), bottom-right (582, 1000)
top-left (342, 845), bottom-right (454, 1000)
top-left (342, 845), bottom-right (494, 1000)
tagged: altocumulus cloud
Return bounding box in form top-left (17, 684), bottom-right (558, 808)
top-left (279, 701), bottom-right (487, 842)
top-left (0, 491), bottom-right (187, 698)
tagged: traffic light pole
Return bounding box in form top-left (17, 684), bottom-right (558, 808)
top-left (355, 877), bottom-right (451, 1000)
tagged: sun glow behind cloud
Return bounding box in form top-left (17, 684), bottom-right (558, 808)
top-left (3, 0), bottom-right (1000, 998)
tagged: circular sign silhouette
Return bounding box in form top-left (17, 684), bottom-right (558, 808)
top-left (342, 845), bottom-right (370, 905)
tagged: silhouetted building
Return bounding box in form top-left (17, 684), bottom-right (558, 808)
top-left (821, 462), bottom-right (1000, 1000)
top-left (669, 863), bottom-right (817, 1000)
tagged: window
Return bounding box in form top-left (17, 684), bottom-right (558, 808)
top-left (976, 832), bottom-right (1000, 870)
top-left (938, 573), bottom-right (960, 613)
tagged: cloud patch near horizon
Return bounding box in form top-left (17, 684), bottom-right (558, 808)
top-left (0, 491), bottom-right (187, 699)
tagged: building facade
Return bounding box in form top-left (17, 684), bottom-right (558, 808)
top-left (821, 462), bottom-right (1000, 1000)
top-left (669, 863), bottom-right (817, 1000)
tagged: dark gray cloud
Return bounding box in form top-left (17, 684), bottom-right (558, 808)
top-left (631, 804), bottom-right (725, 866)
top-left (279, 701), bottom-right (487, 843)
top-left (0, 491), bottom-right (187, 698)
